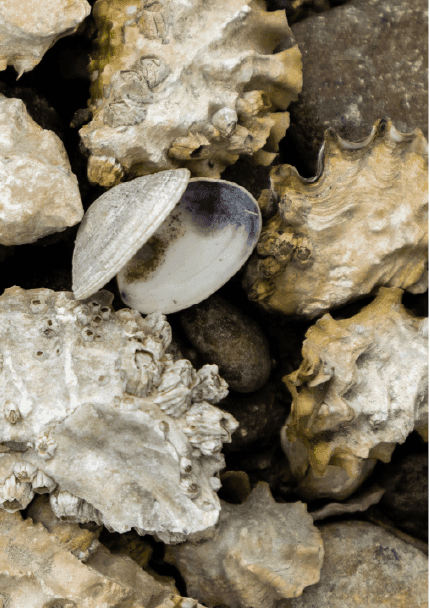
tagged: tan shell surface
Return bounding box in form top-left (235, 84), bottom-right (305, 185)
top-left (243, 120), bottom-right (428, 318)
top-left (79, 0), bottom-right (302, 186)
top-left (167, 482), bottom-right (324, 608)
top-left (0, 0), bottom-right (91, 77)
top-left (283, 287), bottom-right (428, 479)
top-left (72, 169), bottom-right (190, 300)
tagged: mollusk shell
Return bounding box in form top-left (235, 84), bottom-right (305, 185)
top-left (79, 0), bottom-right (302, 186)
top-left (72, 169), bottom-right (190, 300)
top-left (243, 119), bottom-right (428, 318)
top-left (117, 178), bottom-right (262, 314)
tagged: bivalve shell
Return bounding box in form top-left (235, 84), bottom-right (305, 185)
top-left (72, 169), bottom-right (190, 300)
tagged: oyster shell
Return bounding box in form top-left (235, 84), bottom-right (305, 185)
top-left (0, 286), bottom-right (238, 543)
top-left (72, 169), bottom-right (190, 300)
top-left (243, 120), bottom-right (428, 318)
top-left (117, 178), bottom-right (262, 314)
top-left (166, 482), bottom-right (324, 608)
top-left (0, 0), bottom-right (91, 77)
top-left (0, 95), bottom-right (83, 246)
top-left (283, 287), bottom-right (428, 480)
top-left (79, 0), bottom-right (302, 186)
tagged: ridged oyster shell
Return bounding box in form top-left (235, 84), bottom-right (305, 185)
top-left (79, 0), bottom-right (302, 187)
top-left (283, 287), bottom-right (428, 480)
top-left (0, 286), bottom-right (237, 544)
top-left (167, 482), bottom-right (324, 608)
top-left (117, 178), bottom-right (262, 314)
top-left (72, 169), bottom-right (190, 300)
top-left (243, 120), bottom-right (428, 318)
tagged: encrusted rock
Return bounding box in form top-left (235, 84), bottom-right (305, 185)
top-left (283, 287), bottom-right (428, 481)
top-left (79, 0), bottom-right (302, 186)
top-left (167, 482), bottom-right (324, 608)
top-left (0, 286), bottom-right (238, 543)
top-left (0, 95), bottom-right (83, 246)
top-left (179, 294), bottom-right (272, 393)
top-left (1, 506), bottom-right (204, 608)
top-left (287, 0), bottom-right (428, 174)
top-left (0, 0), bottom-right (91, 77)
top-left (289, 521), bottom-right (428, 608)
top-left (243, 121), bottom-right (428, 317)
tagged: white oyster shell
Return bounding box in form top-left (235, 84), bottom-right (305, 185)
top-left (0, 96), bottom-right (84, 246)
top-left (243, 120), bottom-right (428, 317)
top-left (0, 286), bottom-right (238, 543)
top-left (117, 178), bottom-right (262, 313)
top-left (72, 169), bottom-right (190, 300)
top-left (0, 0), bottom-right (91, 77)
top-left (283, 287), bottom-right (428, 479)
top-left (79, 0), bottom-right (302, 186)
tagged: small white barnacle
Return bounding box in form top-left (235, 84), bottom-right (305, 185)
top-left (88, 300), bottom-right (101, 314)
top-left (4, 400), bottom-right (22, 424)
top-left (75, 303), bottom-right (92, 325)
top-left (13, 462), bottom-right (37, 483)
top-left (35, 434), bottom-right (57, 460)
top-left (119, 395), bottom-right (140, 411)
top-left (97, 374), bottom-right (110, 387)
top-left (100, 305), bottom-right (111, 320)
top-left (179, 457), bottom-right (193, 475)
top-left (91, 314), bottom-right (104, 327)
top-left (50, 490), bottom-right (80, 518)
top-left (179, 478), bottom-right (200, 498)
top-left (32, 470), bottom-right (57, 494)
top-left (200, 500), bottom-right (217, 511)
top-left (82, 327), bottom-right (95, 342)
top-left (0, 475), bottom-right (34, 512)
top-left (33, 349), bottom-right (49, 361)
top-left (30, 298), bottom-right (48, 314)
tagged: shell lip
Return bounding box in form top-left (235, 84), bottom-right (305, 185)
top-left (72, 169), bottom-right (191, 300)
top-left (116, 177), bottom-right (262, 314)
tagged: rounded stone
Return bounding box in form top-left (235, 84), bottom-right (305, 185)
top-left (179, 294), bottom-right (272, 393)
top-left (289, 521), bottom-right (428, 608)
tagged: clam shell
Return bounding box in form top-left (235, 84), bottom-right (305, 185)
top-left (72, 169), bottom-right (190, 300)
top-left (117, 178), bottom-right (262, 314)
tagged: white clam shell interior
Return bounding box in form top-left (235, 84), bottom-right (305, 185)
top-left (117, 178), bottom-right (262, 314)
top-left (72, 169), bottom-right (191, 300)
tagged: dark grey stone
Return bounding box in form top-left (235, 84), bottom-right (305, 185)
top-left (287, 0), bottom-right (428, 174)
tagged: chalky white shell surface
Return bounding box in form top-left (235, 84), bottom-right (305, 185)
top-left (0, 286), bottom-right (237, 543)
top-left (117, 178), bottom-right (262, 314)
top-left (72, 169), bottom-right (190, 300)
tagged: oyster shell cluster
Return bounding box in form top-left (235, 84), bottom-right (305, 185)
top-left (283, 287), bottom-right (428, 484)
top-left (79, 0), bottom-right (302, 186)
top-left (0, 286), bottom-right (238, 543)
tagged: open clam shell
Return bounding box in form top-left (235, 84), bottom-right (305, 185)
top-left (72, 169), bottom-right (191, 300)
top-left (117, 178), bottom-right (262, 314)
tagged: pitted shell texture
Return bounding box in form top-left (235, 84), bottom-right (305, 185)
top-left (79, 0), bottom-right (302, 186)
top-left (0, 286), bottom-right (238, 543)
